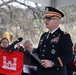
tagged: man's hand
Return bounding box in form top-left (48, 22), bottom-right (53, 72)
top-left (28, 65), bottom-right (34, 69)
top-left (41, 60), bottom-right (54, 68)
top-left (73, 72), bottom-right (76, 75)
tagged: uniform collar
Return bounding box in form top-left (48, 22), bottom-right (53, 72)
top-left (49, 27), bottom-right (59, 34)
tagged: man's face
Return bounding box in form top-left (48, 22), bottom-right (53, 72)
top-left (44, 16), bottom-right (60, 30)
top-left (23, 42), bottom-right (33, 52)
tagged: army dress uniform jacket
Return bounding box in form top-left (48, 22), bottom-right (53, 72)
top-left (34, 28), bottom-right (73, 75)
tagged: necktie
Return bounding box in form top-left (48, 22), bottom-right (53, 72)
top-left (46, 32), bottom-right (51, 39)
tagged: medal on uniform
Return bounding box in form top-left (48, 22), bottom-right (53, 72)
top-left (51, 36), bottom-right (59, 43)
top-left (51, 49), bottom-right (56, 54)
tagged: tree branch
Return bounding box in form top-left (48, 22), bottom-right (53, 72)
top-left (0, 0), bottom-right (16, 7)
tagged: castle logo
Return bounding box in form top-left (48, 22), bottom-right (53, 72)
top-left (2, 56), bottom-right (17, 71)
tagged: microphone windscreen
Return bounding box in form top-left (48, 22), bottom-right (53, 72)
top-left (18, 37), bottom-right (23, 42)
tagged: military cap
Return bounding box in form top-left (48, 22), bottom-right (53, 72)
top-left (45, 6), bottom-right (64, 18)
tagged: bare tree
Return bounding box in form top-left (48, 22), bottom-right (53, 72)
top-left (0, 0), bottom-right (45, 44)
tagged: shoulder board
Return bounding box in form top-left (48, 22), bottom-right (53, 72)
top-left (63, 32), bottom-right (69, 35)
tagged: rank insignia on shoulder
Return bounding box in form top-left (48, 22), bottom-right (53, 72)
top-left (63, 32), bottom-right (69, 34)
top-left (51, 49), bottom-right (56, 54)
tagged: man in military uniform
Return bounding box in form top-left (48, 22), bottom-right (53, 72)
top-left (34, 6), bottom-right (73, 75)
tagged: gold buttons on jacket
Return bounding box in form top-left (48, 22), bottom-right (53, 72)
top-left (57, 68), bottom-right (59, 70)
top-left (42, 54), bottom-right (44, 56)
top-left (44, 45), bottom-right (46, 47)
top-left (51, 49), bottom-right (56, 54)
top-left (52, 45), bottom-right (54, 47)
top-left (43, 50), bottom-right (45, 52)
top-left (53, 35), bottom-right (55, 37)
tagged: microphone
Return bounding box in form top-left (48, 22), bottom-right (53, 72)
top-left (6, 37), bottom-right (23, 50)
top-left (17, 37), bottom-right (23, 42)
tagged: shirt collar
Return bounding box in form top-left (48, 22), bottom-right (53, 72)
top-left (49, 27), bottom-right (59, 34)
